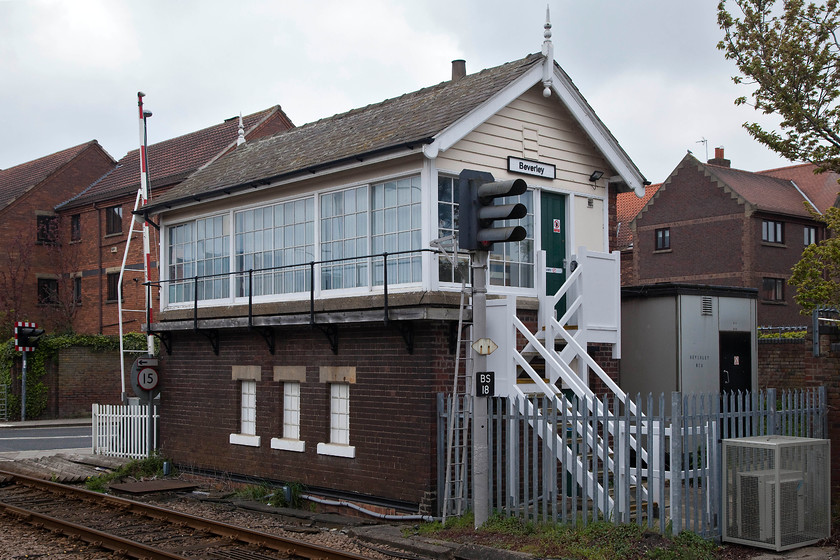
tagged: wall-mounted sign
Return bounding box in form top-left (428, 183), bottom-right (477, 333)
top-left (508, 156), bottom-right (556, 179)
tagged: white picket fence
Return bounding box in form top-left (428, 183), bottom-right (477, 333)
top-left (91, 403), bottom-right (159, 459)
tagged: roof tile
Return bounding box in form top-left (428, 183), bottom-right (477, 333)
top-left (60, 106), bottom-right (292, 210)
top-left (145, 54), bottom-right (544, 211)
top-left (0, 142), bottom-right (99, 211)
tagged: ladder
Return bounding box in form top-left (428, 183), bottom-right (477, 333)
top-left (435, 236), bottom-right (472, 522)
top-left (118, 93), bottom-right (156, 402)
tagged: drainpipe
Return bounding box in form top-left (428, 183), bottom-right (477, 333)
top-left (95, 202), bottom-right (103, 334)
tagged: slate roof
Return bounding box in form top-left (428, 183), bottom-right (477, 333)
top-left (144, 54), bottom-right (546, 212)
top-left (758, 163), bottom-right (840, 213)
top-left (616, 183), bottom-right (660, 249)
top-left (0, 141), bottom-right (102, 212)
top-left (59, 106), bottom-right (291, 211)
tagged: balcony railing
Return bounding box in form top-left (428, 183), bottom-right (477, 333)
top-left (147, 248), bottom-right (441, 331)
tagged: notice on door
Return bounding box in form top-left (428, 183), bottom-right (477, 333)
top-left (553, 219), bottom-right (561, 233)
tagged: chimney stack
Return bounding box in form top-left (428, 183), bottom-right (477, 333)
top-left (708, 146), bottom-right (731, 168)
top-left (452, 59), bottom-right (466, 81)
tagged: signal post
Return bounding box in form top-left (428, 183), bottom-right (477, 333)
top-left (14, 322), bottom-right (45, 421)
top-left (458, 169), bottom-right (528, 528)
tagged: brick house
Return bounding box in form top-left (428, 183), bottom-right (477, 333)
top-left (141, 48), bottom-right (647, 511)
top-left (626, 148), bottom-right (837, 327)
top-left (0, 141), bottom-right (116, 333)
top-left (55, 106), bottom-right (294, 335)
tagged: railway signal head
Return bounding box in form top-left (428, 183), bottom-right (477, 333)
top-left (15, 322), bottom-right (44, 352)
top-left (458, 169), bottom-right (528, 251)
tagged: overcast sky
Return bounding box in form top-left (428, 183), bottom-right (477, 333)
top-left (0, 0), bottom-right (791, 184)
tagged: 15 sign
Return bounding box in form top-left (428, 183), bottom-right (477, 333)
top-left (476, 371), bottom-right (495, 397)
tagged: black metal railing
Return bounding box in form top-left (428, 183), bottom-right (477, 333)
top-left (147, 248), bottom-right (440, 330)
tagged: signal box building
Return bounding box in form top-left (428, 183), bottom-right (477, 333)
top-left (144, 44), bottom-right (647, 511)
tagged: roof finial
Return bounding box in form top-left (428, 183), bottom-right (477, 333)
top-left (236, 113), bottom-right (245, 146)
top-left (541, 5), bottom-right (554, 98)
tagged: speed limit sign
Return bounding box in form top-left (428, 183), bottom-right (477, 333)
top-left (138, 367), bottom-right (159, 391)
top-left (131, 356), bottom-right (160, 399)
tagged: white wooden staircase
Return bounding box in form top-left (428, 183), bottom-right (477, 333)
top-left (487, 248), bottom-right (649, 518)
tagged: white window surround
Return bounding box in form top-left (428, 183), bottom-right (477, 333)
top-left (158, 169), bottom-right (604, 310)
top-left (230, 367), bottom-right (261, 448)
top-left (271, 368), bottom-right (305, 453)
top-left (317, 367), bottom-right (356, 459)
top-left (161, 173), bottom-right (426, 311)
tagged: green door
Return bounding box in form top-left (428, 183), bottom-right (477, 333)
top-left (540, 191), bottom-right (566, 310)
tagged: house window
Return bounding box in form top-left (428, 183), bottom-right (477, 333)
top-left (230, 366), bottom-right (261, 447)
top-left (655, 228), bottom-right (670, 251)
top-left (73, 276), bottom-right (82, 305)
top-left (489, 189), bottom-right (534, 288)
top-left (36, 215), bottom-right (58, 244)
top-left (804, 226), bottom-right (817, 246)
top-left (271, 366), bottom-right (306, 453)
top-left (70, 214), bottom-right (81, 242)
top-left (283, 382), bottom-right (302, 441)
top-left (762, 277), bottom-right (784, 302)
top-left (240, 379), bottom-right (256, 436)
top-left (762, 220), bottom-right (783, 244)
top-left (37, 278), bottom-right (58, 305)
top-left (168, 215), bottom-right (230, 303)
top-left (235, 197), bottom-right (314, 297)
top-left (437, 176), bottom-right (469, 283)
top-left (106, 272), bottom-right (121, 302)
top-left (315, 382), bottom-right (355, 458)
top-left (105, 205), bottom-right (123, 235)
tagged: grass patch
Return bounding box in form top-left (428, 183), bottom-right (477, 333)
top-left (84, 454), bottom-right (171, 493)
top-left (417, 514), bottom-right (720, 560)
top-left (231, 481), bottom-right (305, 508)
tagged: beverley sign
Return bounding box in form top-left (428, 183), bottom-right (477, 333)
top-left (508, 156), bottom-right (556, 179)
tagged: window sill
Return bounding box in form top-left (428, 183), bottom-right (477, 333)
top-left (229, 433), bottom-right (261, 447)
top-left (760, 242), bottom-right (787, 248)
top-left (271, 437), bottom-right (305, 453)
top-left (653, 248), bottom-right (672, 254)
top-left (317, 442), bottom-right (355, 458)
top-left (760, 300), bottom-right (787, 306)
top-left (104, 232), bottom-right (123, 238)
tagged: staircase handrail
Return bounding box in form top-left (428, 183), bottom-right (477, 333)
top-left (510, 389), bottom-right (615, 514)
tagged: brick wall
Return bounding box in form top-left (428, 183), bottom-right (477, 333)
top-left (60, 191), bottom-right (165, 336)
top-left (0, 144), bottom-right (115, 333)
top-left (12, 346), bottom-right (126, 419)
top-left (757, 330), bottom-right (840, 500)
top-left (159, 322), bottom-right (455, 506)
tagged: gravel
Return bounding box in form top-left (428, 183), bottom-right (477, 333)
top-left (0, 487), bottom-right (415, 560)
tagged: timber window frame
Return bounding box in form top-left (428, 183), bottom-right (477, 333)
top-left (761, 277), bottom-right (785, 302)
top-left (655, 228), bottom-right (670, 251)
top-left (36, 214), bottom-right (59, 245)
top-left (762, 219), bottom-right (784, 244)
top-left (229, 366), bottom-right (261, 447)
top-left (804, 226), bottom-right (817, 246)
top-left (105, 205), bottom-right (123, 235)
top-left (270, 366), bottom-right (306, 453)
top-left (316, 366), bottom-right (356, 458)
top-left (37, 277), bottom-right (59, 305)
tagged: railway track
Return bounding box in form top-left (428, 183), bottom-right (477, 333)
top-left (0, 469), bottom-right (375, 559)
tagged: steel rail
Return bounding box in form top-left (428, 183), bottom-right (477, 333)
top-left (0, 469), bottom-right (372, 560)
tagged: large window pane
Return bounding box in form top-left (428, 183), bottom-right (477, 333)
top-left (235, 197), bottom-right (314, 296)
top-left (321, 186), bottom-right (369, 289)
